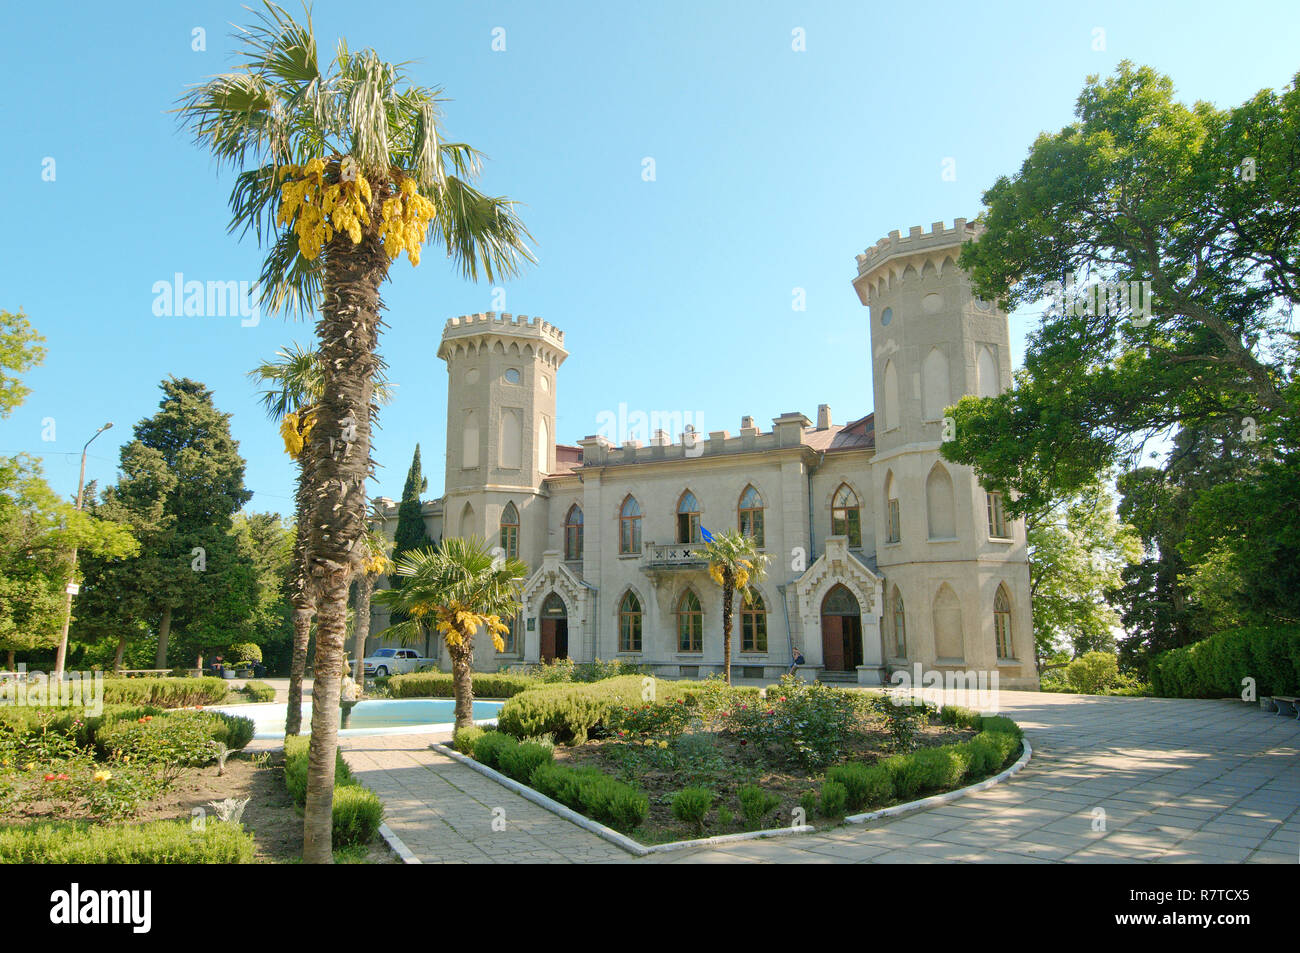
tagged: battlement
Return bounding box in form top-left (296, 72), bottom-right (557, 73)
top-left (441, 311), bottom-right (565, 349)
top-left (855, 218), bottom-right (981, 279)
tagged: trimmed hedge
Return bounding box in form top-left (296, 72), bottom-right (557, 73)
top-left (0, 819), bottom-right (255, 864)
top-left (1149, 626), bottom-right (1300, 698)
top-left (240, 680), bottom-right (276, 703)
top-left (453, 725), bottom-right (484, 755)
top-left (529, 762), bottom-right (649, 831)
top-left (495, 676), bottom-right (741, 744)
top-left (101, 677), bottom-right (229, 708)
top-left (94, 709), bottom-right (254, 762)
top-left (282, 736), bottom-right (383, 848)
top-left (387, 671), bottom-right (537, 699)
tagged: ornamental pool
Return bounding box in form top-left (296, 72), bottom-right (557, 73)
top-left (209, 698), bottom-right (504, 739)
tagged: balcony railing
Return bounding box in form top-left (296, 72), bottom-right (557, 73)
top-left (642, 541), bottom-right (708, 568)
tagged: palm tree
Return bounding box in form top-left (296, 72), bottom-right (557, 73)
top-left (351, 512), bottom-right (393, 693)
top-left (374, 537), bottom-right (526, 730)
top-left (248, 343), bottom-right (321, 736)
top-left (248, 343), bottom-right (392, 733)
top-left (703, 530), bottom-right (771, 685)
top-left (179, 2), bottom-right (532, 863)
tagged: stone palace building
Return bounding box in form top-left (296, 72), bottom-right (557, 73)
top-left (370, 219), bottom-right (1037, 689)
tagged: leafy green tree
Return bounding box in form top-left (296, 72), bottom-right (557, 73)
top-left (1028, 485), bottom-right (1141, 669)
top-left (946, 62), bottom-right (1300, 517)
top-left (74, 379), bottom-right (256, 670)
top-left (0, 310), bottom-right (46, 419)
top-left (0, 455), bottom-right (137, 669)
top-left (177, 1), bottom-right (532, 862)
top-left (374, 537), bottom-right (526, 730)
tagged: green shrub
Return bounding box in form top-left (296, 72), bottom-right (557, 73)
top-left (283, 735), bottom-right (354, 806)
top-left (387, 671), bottom-right (537, 699)
top-left (529, 762), bottom-right (649, 832)
top-left (978, 716), bottom-right (1022, 739)
top-left (470, 731), bottom-right (517, 769)
top-left (95, 710), bottom-right (252, 763)
top-left (974, 729), bottom-right (1021, 766)
top-left (330, 785), bottom-right (384, 848)
top-left (453, 725), bottom-right (484, 755)
top-left (737, 784), bottom-right (780, 829)
top-left (1150, 626), bottom-right (1300, 698)
top-left (799, 790), bottom-right (820, 820)
top-left (240, 680), bottom-right (276, 703)
top-left (959, 735), bottom-right (1002, 777)
top-left (818, 779), bottom-right (848, 817)
top-left (100, 676), bottom-right (229, 708)
top-left (226, 643), bottom-right (263, 664)
top-left (671, 786), bottom-right (713, 835)
top-left (1066, 651), bottom-right (1120, 694)
top-left (496, 675), bottom-right (653, 743)
top-left (0, 819), bottom-right (255, 864)
top-left (938, 705), bottom-right (984, 730)
top-left (826, 762), bottom-right (893, 811)
top-left (498, 741), bottom-right (553, 783)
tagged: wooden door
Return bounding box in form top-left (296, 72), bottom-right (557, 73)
top-left (540, 618), bottom-right (557, 662)
top-left (821, 615), bottom-right (845, 671)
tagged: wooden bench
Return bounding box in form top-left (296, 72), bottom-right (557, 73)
top-left (1271, 695), bottom-right (1299, 718)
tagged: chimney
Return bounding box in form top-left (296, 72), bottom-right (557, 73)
top-left (817, 404), bottom-right (831, 430)
top-left (740, 415), bottom-right (754, 430)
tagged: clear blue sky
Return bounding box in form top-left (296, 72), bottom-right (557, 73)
top-left (2, 0), bottom-right (1296, 518)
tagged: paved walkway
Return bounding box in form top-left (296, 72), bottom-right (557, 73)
top-left (338, 691), bottom-right (1299, 864)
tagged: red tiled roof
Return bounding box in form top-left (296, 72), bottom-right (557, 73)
top-left (801, 413), bottom-right (874, 452)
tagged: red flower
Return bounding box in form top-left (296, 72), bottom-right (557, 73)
top-left (739, 739), bottom-right (748, 746)
top-left (43, 773), bottom-right (57, 781)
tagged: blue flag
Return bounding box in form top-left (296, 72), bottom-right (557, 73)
top-left (701, 526), bottom-right (714, 543)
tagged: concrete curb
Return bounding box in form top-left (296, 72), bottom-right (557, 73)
top-left (845, 735), bottom-right (1033, 825)
top-left (377, 822), bottom-right (422, 864)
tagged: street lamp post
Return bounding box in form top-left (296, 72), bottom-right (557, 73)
top-left (52, 422), bottom-right (113, 680)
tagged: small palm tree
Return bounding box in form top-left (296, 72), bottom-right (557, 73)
top-left (248, 343), bottom-right (392, 734)
top-left (180, 2), bottom-right (531, 863)
top-left (703, 530), bottom-right (771, 685)
top-left (374, 537), bottom-right (526, 730)
top-left (351, 511), bottom-right (393, 692)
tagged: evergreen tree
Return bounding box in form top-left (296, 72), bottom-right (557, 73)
top-left (74, 378), bottom-right (257, 669)
top-left (393, 444), bottom-right (432, 559)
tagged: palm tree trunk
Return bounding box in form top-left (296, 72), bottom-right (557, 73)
top-left (722, 582), bottom-right (734, 685)
top-left (451, 637), bottom-right (475, 730)
top-left (300, 224), bottom-right (386, 864)
top-left (352, 575), bottom-right (374, 693)
top-left (286, 455), bottom-right (317, 736)
top-left (154, 605), bottom-right (172, 670)
top-left (286, 606), bottom-right (313, 735)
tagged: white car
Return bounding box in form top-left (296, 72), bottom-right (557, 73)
top-left (362, 648), bottom-right (434, 677)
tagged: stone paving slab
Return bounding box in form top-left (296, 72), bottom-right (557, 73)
top-left (333, 690), bottom-right (1298, 864)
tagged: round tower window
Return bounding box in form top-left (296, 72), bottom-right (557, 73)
top-left (880, 307), bottom-right (893, 326)
top-left (540, 375), bottom-right (549, 392)
top-left (504, 368), bottom-right (521, 384)
top-left (922, 293), bottom-right (942, 314)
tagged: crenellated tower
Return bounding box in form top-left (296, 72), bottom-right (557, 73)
top-left (853, 220), bottom-right (1035, 689)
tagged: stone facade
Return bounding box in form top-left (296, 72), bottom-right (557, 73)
top-left (368, 220), bottom-right (1038, 689)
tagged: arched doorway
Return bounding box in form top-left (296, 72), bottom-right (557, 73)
top-left (540, 592), bottom-right (568, 662)
top-left (821, 584), bottom-right (863, 672)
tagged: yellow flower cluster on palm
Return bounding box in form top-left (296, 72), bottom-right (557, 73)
top-left (279, 409), bottom-right (315, 459)
top-left (361, 550), bottom-right (393, 577)
top-left (709, 560), bottom-right (752, 591)
top-left (275, 158), bottom-right (436, 266)
top-left (378, 177), bottom-right (436, 265)
top-left (413, 602), bottom-right (510, 652)
top-left (277, 157), bottom-right (373, 259)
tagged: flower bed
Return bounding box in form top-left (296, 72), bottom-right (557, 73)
top-left (463, 676), bottom-right (1023, 844)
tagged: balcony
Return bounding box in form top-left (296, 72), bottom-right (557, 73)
top-left (642, 541), bottom-right (709, 570)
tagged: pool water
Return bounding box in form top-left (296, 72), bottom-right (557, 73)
top-left (210, 698), bottom-right (503, 739)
